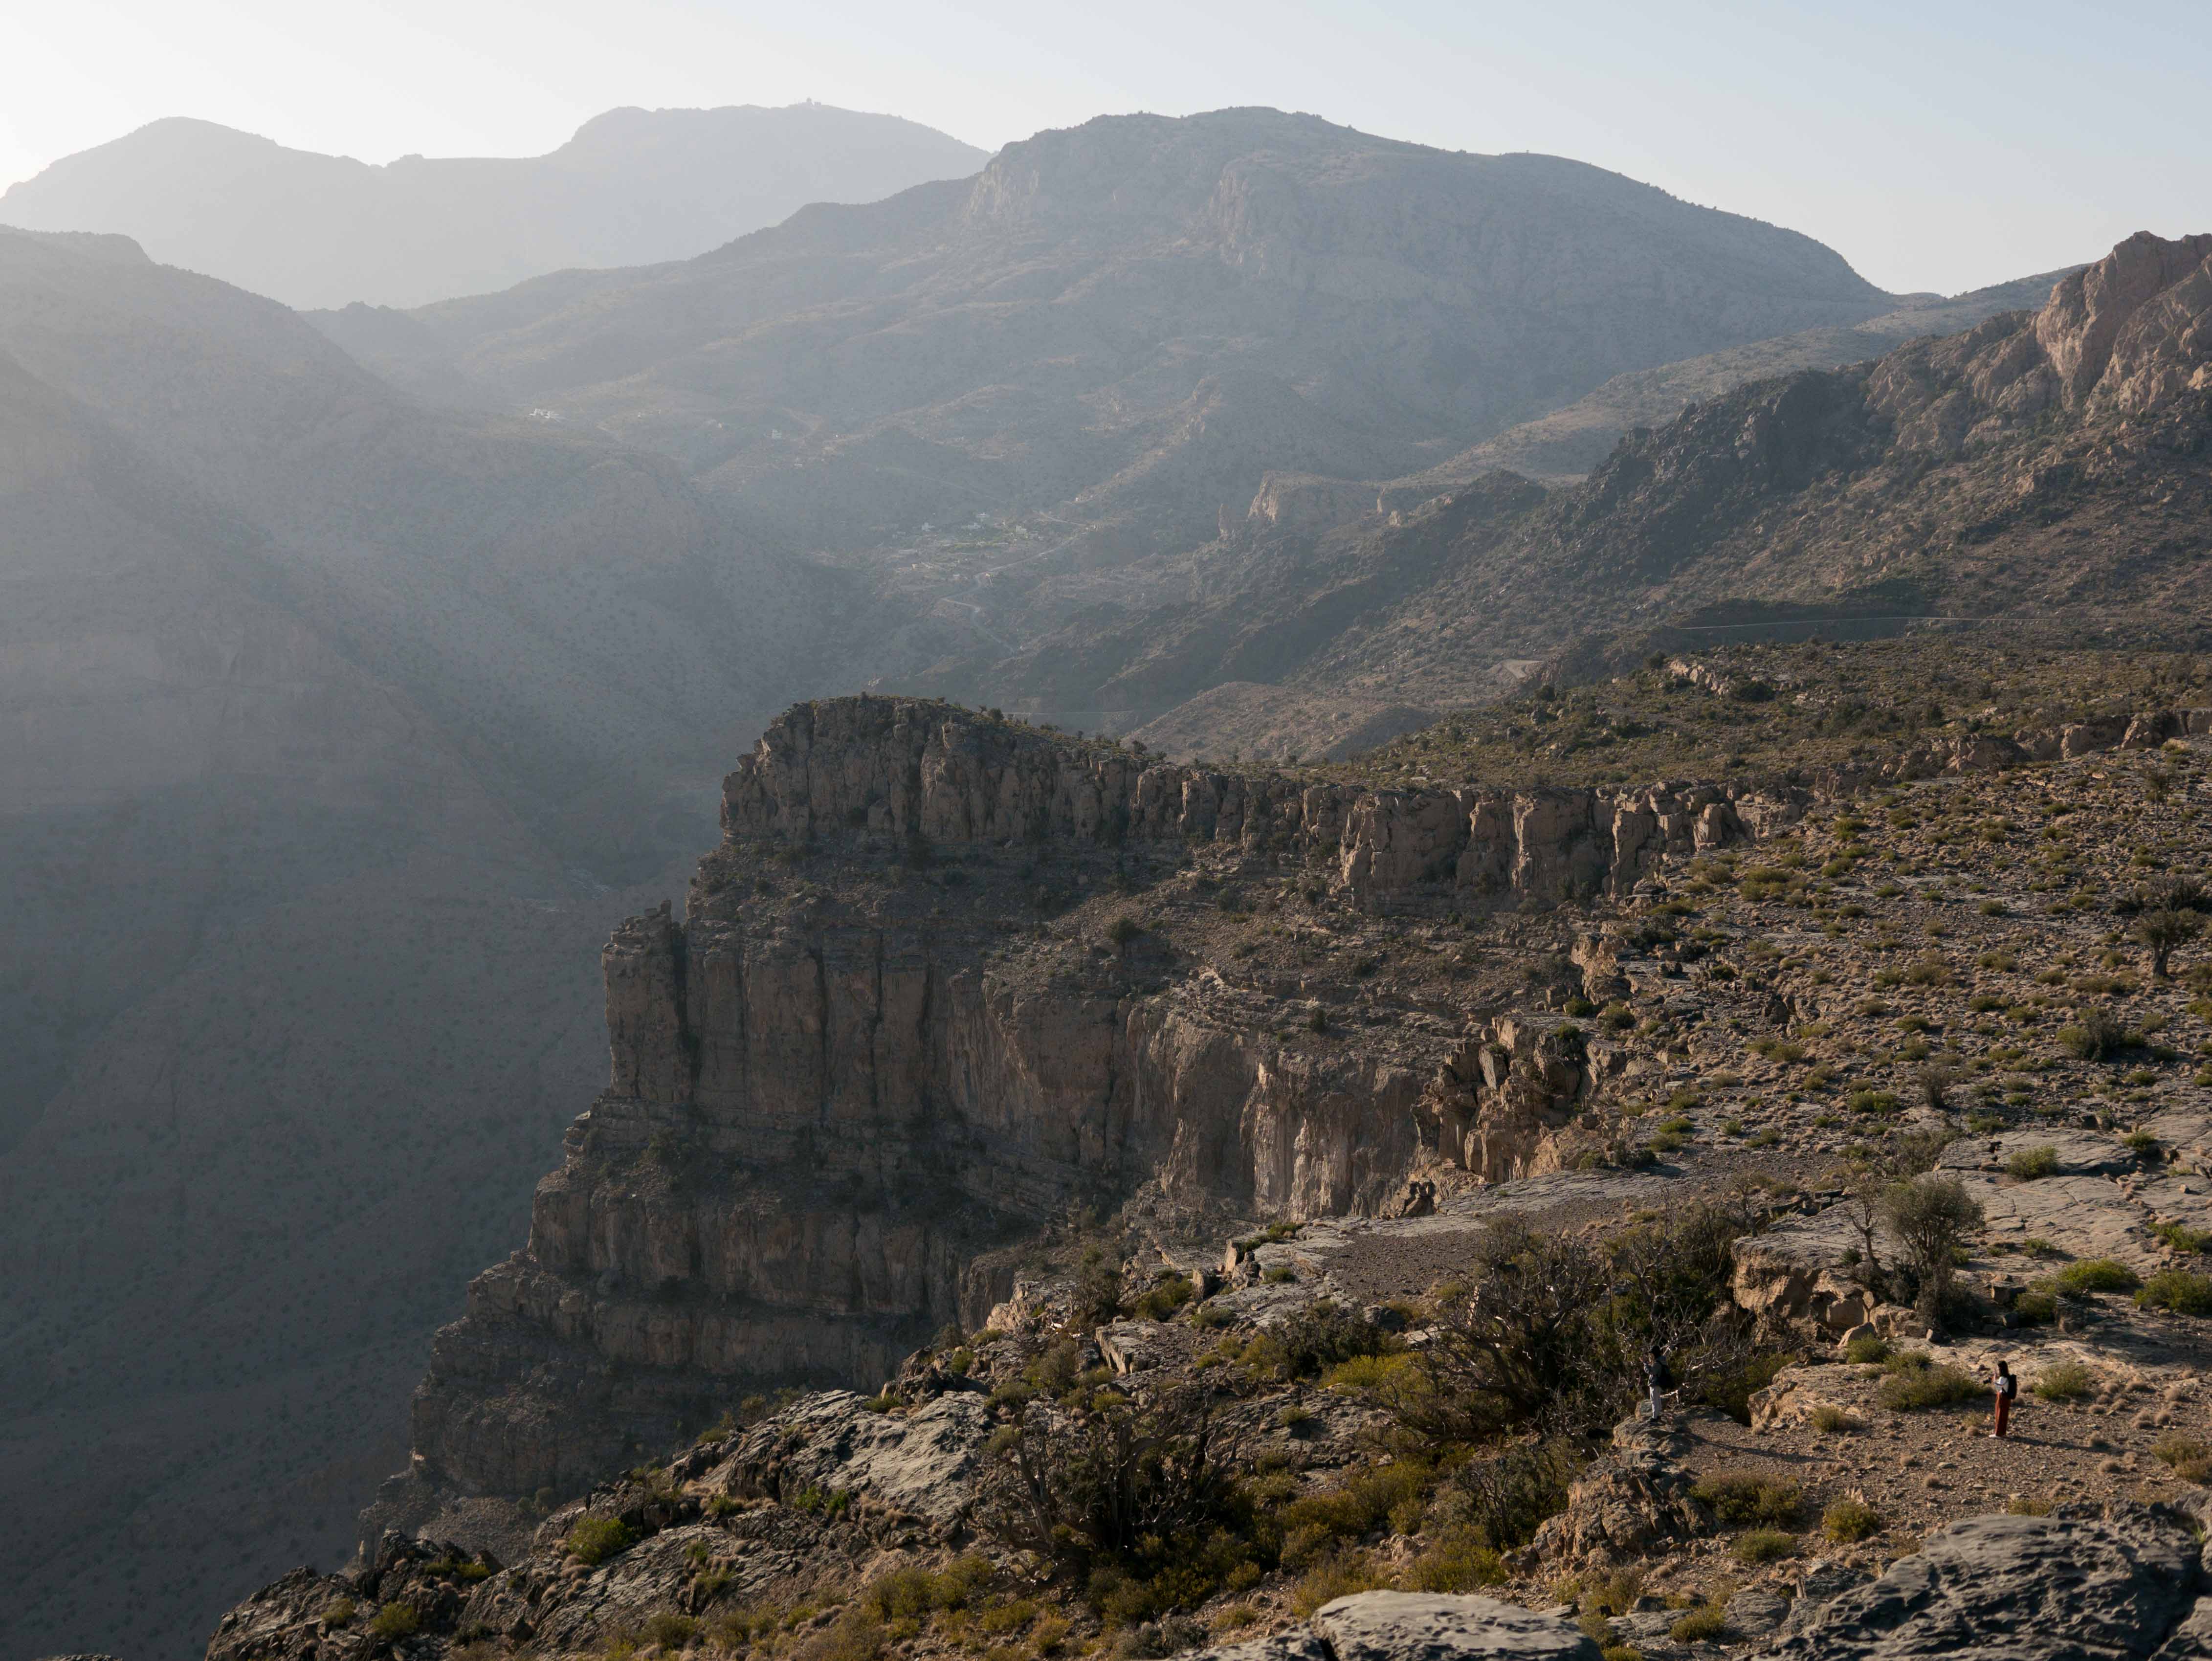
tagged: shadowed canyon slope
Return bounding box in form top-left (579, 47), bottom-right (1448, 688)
top-left (0, 225), bottom-right (833, 1661)
top-left (0, 106), bottom-right (988, 310)
top-left (339, 107), bottom-right (1893, 583)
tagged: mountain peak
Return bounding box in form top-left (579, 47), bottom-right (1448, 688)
top-left (1, 105), bottom-right (988, 308)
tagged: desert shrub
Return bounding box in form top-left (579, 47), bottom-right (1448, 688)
top-left (1323, 1353), bottom-right (1418, 1393)
top-left (1700, 1349), bottom-right (1794, 1424)
top-left (369, 1603), bottom-right (421, 1640)
top-left (1398, 1198), bottom-right (1763, 1444)
top-left (1106, 915), bottom-right (1144, 948)
top-left (1849, 1089), bottom-right (1902, 1116)
top-left (1244, 1299), bottom-right (1394, 1380)
top-left (1844, 1334), bottom-right (1891, 1365)
top-left (1733, 1528), bottom-right (1799, 1565)
top-left (1690, 1471), bottom-right (1803, 1528)
top-left (566, 1517), bottom-right (636, 1565)
top-left (980, 1387), bottom-right (1255, 1613)
top-left (321, 1597), bottom-right (356, 1628)
top-left (2031, 1360), bottom-right (2095, 1402)
top-left (1070, 1240), bottom-right (1126, 1329)
top-left (645, 1613), bottom-right (700, 1649)
top-left (2153, 1220), bottom-right (2212, 1253)
top-left (2013, 1286), bottom-right (2058, 1324)
top-left (1809, 1403), bottom-right (1858, 1434)
top-left (1280, 1460), bottom-right (1429, 1564)
top-left (1405, 1531), bottom-right (1507, 1593)
top-left (2137, 1269), bottom-right (2212, 1315)
top-left (2006, 1497), bottom-right (2054, 1515)
top-left (1289, 1551), bottom-right (1391, 1618)
top-left (1670, 1605), bottom-right (1728, 1643)
top-left (2155, 1433), bottom-right (2212, 1483)
top-left (2007, 1145), bottom-right (2060, 1180)
top-left (1875, 1354), bottom-right (1982, 1411)
top-left (1132, 1275), bottom-right (1194, 1321)
top-left (2059, 1007), bottom-right (2133, 1061)
top-left (863, 1555), bottom-right (990, 1620)
top-left (1880, 1174), bottom-right (1985, 1319)
top-left (2052, 1258), bottom-right (2141, 1296)
top-left (1448, 1440), bottom-right (1581, 1550)
top-left (1823, 1496), bottom-right (1882, 1543)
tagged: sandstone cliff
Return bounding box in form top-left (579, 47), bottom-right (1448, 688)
top-left (403, 697), bottom-right (1788, 1502)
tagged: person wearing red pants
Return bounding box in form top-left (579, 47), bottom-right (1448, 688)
top-left (1989, 1358), bottom-right (2017, 1438)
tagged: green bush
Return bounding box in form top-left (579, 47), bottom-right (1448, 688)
top-left (565, 1517), bottom-right (637, 1566)
top-left (2014, 1285), bottom-right (2058, 1323)
top-left (1669, 1605), bottom-right (1728, 1643)
top-left (2137, 1269), bottom-right (2212, 1315)
top-left (2007, 1145), bottom-right (2060, 1180)
top-left (1875, 1354), bottom-right (1983, 1411)
top-left (2059, 1007), bottom-right (2132, 1061)
top-left (1449, 1440), bottom-right (1580, 1550)
top-left (1732, 1528), bottom-right (1799, 1565)
top-left (2031, 1360), bottom-right (2095, 1401)
top-left (981, 1387), bottom-right (1257, 1616)
top-left (1323, 1353), bottom-right (1418, 1393)
top-left (1131, 1275), bottom-right (1194, 1321)
top-left (369, 1603), bottom-right (420, 1640)
top-left (645, 1613), bottom-right (699, 1649)
top-left (1844, 1334), bottom-right (1891, 1365)
top-left (863, 1555), bottom-right (991, 1620)
top-left (1809, 1403), bottom-right (1858, 1434)
top-left (1689, 1471), bottom-right (1804, 1528)
top-left (1823, 1496), bottom-right (1881, 1543)
top-left (2153, 1220), bottom-right (2212, 1253)
top-left (1405, 1531), bottom-right (1507, 1592)
top-left (321, 1597), bottom-right (356, 1629)
top-left (1289, 1550), bottom-right (1391, 1617)
top-left (1849, 1089), bottom-right (1902, 1116)
top-left (2052, 1258), bottom-right (2141, 1296)
top-left (2156, 1433), bottom-right (2212, 1483)
top-left (1106, 915), bottom-right (1144, 948)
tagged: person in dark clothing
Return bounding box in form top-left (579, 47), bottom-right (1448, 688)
top-left (1644, 1346), bottom-right (1674, 1420)
top-left (1990, 1358), bottom-right (2017, 1438)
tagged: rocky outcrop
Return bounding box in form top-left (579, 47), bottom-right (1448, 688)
top-left (1423, 1017), bottom-right (1597, 1182)
top-left (724, 696), bottom-right (1781, 911)
top-left (401, 698), bottom-right (1780, 1508)
top-left (1755, 1506), bottom-right (2207, 1660)
top-left (1190, 1593), bottom-right (1602, 1661)
top-left (1526, 1415), bottom-right (1717, 1571)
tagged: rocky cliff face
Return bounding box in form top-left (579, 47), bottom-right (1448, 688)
top-left (404, 698), bottom-right (1788, 1502)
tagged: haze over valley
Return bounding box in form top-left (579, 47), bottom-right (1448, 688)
top-left (6, 15), bottom-right (2212, 1661)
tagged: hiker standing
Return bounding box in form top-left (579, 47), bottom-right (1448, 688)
top-left (1989, 1358), bottom-right (2017, 1439)
top-left (1644, 1345), bottom-right (1674, 1420)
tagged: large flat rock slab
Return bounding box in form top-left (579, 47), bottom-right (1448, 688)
top-left (1754, 1508), bottom-right (2202, 1660)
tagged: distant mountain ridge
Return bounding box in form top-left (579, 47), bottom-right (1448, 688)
top-left (336, 108), bottom-right (1896, 622)
top-left (934, 229), bottom-right (2212, 758)
top-left (0, 105), bottom-right (989, 309)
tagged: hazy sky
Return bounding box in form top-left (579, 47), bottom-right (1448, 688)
top-left (5, 0), bottom-right (2206, 295)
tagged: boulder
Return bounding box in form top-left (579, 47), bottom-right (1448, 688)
top-left (1754, 1507), bottom-right (2203, 1659)
top-left (709, 1390), bottom-right (993, 1527)
top-left (1315, 1593), bottom-right (1602, 1661)
top-left (1186, 1594), bottom-right (1601, 1661)
top-left (1526, 1415), bottom-right (1716, 1568)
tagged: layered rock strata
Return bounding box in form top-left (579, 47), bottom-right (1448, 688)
top-left (405, 699), bottom-right (1777, 1502)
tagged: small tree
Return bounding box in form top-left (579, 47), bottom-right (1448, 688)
top-left (981, 1386), bottom-right (1249, 1589)
top-left (1914, 1063), bottom-right (1959, 1114)
top-left (2132, 907), bottom-right (2203, 979)
top-left (1880, 1174), bottom-right (1985, 1325)
top-left (1838, 1128), bottom-right (1954, 1299)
